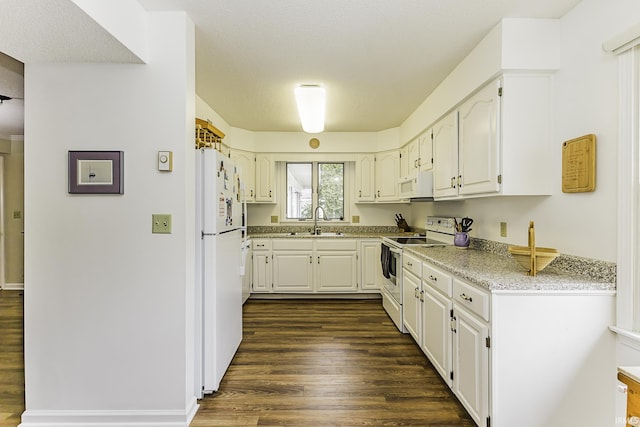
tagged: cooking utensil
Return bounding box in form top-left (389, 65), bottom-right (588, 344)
top-left (461, 217), bottom-right (473, 232)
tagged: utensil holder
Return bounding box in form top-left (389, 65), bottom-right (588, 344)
top-left (454, 231), bottom-right (470, 248)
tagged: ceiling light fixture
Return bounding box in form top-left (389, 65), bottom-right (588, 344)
top-left (295, 85), bottom-right (325, 133)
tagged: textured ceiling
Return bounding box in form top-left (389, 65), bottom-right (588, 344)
top-left (138, 0), bottom-right (582, 132)
top-left (0, 0), bottom-right (583, 138)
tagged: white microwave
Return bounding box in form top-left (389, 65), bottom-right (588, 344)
top-left (399, 170), bottom-right (434, 200)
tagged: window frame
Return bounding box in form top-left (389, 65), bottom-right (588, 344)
top-left (280, 161), bottom-right (350, 224)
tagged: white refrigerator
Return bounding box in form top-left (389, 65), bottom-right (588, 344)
top-left (195, 148), bottom-right (243, 397)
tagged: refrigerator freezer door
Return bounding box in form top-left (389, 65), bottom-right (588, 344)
top-left (202, 228), bottom-right (243, 393)
top-left (200, 149), bottom-right (243, 234)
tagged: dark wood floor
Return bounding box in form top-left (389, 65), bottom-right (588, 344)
top-left (192, 299), bottom-right (474, 426)
top-left (0, 290), bottom-right (24, 427)
top-left (0, 293), bottom-right (473, 426)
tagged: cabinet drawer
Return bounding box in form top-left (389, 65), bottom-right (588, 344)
top-left (252, 239), bottom-right (272, 251)
top-left (272, 239), bottom-right (313, 251)
top-left (315, 239), bottom-right (357, 251)
top-left (422, 263), bottom-right (452, 297)
top-left (453, 279), bottom-right (490, 322)
top-left (403, 253), bottom-right (422, 277)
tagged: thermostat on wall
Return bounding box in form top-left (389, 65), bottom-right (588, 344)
top-left (158, 151), bottom-right (173, 172)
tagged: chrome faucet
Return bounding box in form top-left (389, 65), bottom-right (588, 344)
top-left (313, 206), bottom-right (326, 235)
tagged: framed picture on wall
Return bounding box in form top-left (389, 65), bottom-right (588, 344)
top-left (68, 151), bottom-right (124, 194)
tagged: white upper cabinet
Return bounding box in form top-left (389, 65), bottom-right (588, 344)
top-left (375, 149), bottom-right (401, 202)
top-left (432, 111), bottom-right (459, 199)
top-left (355, 154), bottom-right (376, 202)
top-left (255, 153), bottom-right (275, 203)
top-left (433, 73), bottom-right (554, 200)
top-left (458, 79), bottom-right (501, 196)
top-left (229, 149), bottom-right (256, 202)
top-left (417, 132), bottom-right (433, 172)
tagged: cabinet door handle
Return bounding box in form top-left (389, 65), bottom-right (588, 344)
top-left (451, 177), bottom-right (456, 188)
top-left (429, 275), bottom-right (437, 281)
top-left (265, 257), bottom-right (269, 264)
top-left (407, 262), bottom-right (412, 267)
top-left (377, 190), bottom-right (381, 197)
top-left (317, 257), bottom-right (320, 264)
top-left (414, 287), bottom-right (419, 299)
top-left (458, 175), bottom-right (462, 188)
top-left (459, 293), bottom-right (473, 302)
top-left (257, 244), bottom-right (265, 247)
top-left (250, 189), bottom-right (254, 197)
top-left (269, 190), bottom-right (272, 197)
top-left (309, 255), bottom-right (312, 264)
top-left (450, 316), bottom-right (457, 333)
top-left (359, 190), bottom-right (362, 197)
top-left (419, 290), bottom-right (424, 302)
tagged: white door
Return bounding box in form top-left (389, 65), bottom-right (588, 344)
top-left (453, 303), bottom-right (490, 427)
top-left (360, 241), bottom-right (381, 290)
top-left (273, 251), bottom-right (314, 292)
top-left (402, 270), bottom-right (421, 342)
top-left (422, 283), bottom-right (453, 387)
top-left (355, 154), bottom-right (376, 202)
top-left (376, 150), bottom-right (400, 201)
top-left (230, 149), bottom-right (256, 202)
top-left (252, 252), bottom-right (271, 292)
top-left (418, 132), bottom-right (433, 172)
top-left (458, 80), bottom-right (501, 196)
top-left (316, 252), bottom-right (358, 292)
top-left (255, 153), bottom-right (274, 202)
top-left (432, 111), bottom-right (459, 198)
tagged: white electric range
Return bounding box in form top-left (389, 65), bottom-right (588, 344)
top-left (380, 216), bottom-right (456, 332)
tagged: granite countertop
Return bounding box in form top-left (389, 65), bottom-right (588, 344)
top-left (404, 245), bottom-right (616, 293)
top-left (249, 232), bottom-right (402, 239)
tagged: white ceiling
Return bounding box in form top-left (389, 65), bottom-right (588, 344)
top-left (0, 0), bottom-right (582, 138)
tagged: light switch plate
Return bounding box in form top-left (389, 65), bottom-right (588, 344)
top-left (352, 215), bottom-right (360, 224)
top-left (158, 151), bottom-right (173, 172)
top-left (500, 222), bottom-right (507, 237)
top-left (152, 214), bottom-right (172, 234)
top-left (270, 216), bottom-right (278, 223)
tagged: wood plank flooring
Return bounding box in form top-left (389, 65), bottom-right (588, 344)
top-left (0, 293), bottom-right (473, 426)
top-left (0, 290), bottom-right (24, 427)
top-left (192, 299), bottom-right (474, 426)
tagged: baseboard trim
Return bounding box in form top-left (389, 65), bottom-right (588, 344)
top-left (2, 282), bottom-right (24, 290)
top-left (19, 399), bottom-right (199, 427)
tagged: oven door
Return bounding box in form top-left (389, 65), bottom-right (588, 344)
top-left (381, 243), bottom-right (402, 305)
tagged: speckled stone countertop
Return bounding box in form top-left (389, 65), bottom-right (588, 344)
top-left (247, 227), bottom-right (616, 292)
top-left (404, 244), bottom-right (616, 292)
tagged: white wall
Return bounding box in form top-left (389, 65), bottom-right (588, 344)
top-left (22, 11), bottom-right (197, 426)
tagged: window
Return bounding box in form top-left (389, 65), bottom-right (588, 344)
top-left (286, 162), bottom-right (344, 221)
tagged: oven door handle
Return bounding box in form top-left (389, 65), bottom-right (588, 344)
top-left (388, 246), bottom-right (402, 255)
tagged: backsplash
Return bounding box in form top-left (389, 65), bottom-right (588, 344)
top-left (470, 237), bottom-right (617, 283)
top-left (248, 225), bottom-right (403, 235)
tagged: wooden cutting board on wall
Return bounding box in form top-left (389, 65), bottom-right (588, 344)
top-left (562, 134), bottom-right (596, 193)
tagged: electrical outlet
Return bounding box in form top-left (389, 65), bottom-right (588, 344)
top-left (152, 214), bottom-right (172, 234)
top-left (500, 222), bottom-right (507, 237)
top-left (270, 215), bottom-right (278, 223)
top-left (352, 215), bottom-right (360, 224)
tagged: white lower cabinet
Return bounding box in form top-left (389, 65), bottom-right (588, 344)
top-left (402, 252), bottom-right (423, 342)
top-left (316, 251), bottom-right (358, 292)
top-left (452, 301), bottom-right (490, 427)
top-left (254, 238), bottom-right (361, 293)
top-left (421, 269), bottom-right (452, 387)
top-left (251, 239), bottom-right (272, 292)
top-left (359, 240), bottom-right (382, 291)
top-left (417, 259), bottom-right (490, 427)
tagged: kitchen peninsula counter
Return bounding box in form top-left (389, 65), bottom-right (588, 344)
top-left (404, 244), bottom-right (616, 292)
